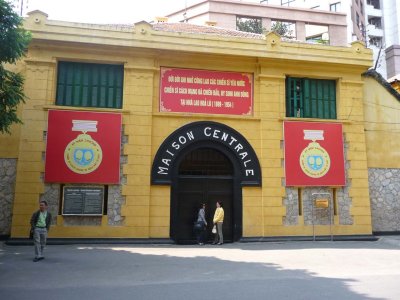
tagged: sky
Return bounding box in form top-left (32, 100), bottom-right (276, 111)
top-left (25, 0), bottom-right (197, 24)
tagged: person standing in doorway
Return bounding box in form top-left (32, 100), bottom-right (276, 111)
top-left (212, 201), bottom-right (224, 245)
top-left (195, 203), bottom-right (207, 245)
top-left (30, 200), bottom-right (52, 262)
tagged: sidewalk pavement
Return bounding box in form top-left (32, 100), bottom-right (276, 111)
top-left (1, 236), bottom-right (400, 300)
top-left (377, 235), bottom-right (400, 247)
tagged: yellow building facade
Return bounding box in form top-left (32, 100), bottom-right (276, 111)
top-left (363, 70), bottom-right (400, 233)
top-left (0, 10), bottom-right (378, 242)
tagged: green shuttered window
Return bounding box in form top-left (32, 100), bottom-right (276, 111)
top-left (56, 62), bottom-right (123, 109)
top-left (286, 77), bottom-right (336, 119)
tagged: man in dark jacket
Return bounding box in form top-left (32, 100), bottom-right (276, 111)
top-left (30, 200), bottom-right (52, 262)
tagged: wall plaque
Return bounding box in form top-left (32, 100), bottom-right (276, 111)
top-left (63, 186), bottom-right (104, 215)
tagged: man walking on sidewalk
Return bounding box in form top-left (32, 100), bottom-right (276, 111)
top-left (30, 200), bottom-right (52, 262)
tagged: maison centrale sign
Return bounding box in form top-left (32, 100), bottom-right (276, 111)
top-left (151, 121), bottom-right (261, 186)
top-left (160, 67), bottom-right (253, 116)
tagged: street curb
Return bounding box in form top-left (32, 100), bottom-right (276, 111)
top-left (239, 235), bottom-right (379, 243)
top-left (5, 235), bottom-right (379, 246)
top-left (5, 238), bottom-right (175, 246)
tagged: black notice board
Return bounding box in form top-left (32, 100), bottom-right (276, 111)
top-left (63, 186), bottom-right (104, 215)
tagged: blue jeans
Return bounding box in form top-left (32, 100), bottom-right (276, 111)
top-left (195, 222), bottom-right (206, 243)
top-left (33, 227), bottom-right (47, 258)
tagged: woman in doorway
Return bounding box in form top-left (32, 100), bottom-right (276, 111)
top-left (212, 201), bottom-right (224, 245)
top-left (195, 203), bottom-right (207, 245)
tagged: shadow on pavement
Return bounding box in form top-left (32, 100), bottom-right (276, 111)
top-left (0, 242), bottom-right (391, 300)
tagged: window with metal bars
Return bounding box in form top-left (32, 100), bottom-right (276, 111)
top-left (56, 61), bottom-right (124, 108)
top-left (286, 77), bottom-right (336, 119)
top-left (179, 148), bottom-right (233, 176)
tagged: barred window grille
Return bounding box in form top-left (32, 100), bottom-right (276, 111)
top-left (56, 61), bottom-right (124, 109)
top-left (286, 77), bottom-right (336, 119)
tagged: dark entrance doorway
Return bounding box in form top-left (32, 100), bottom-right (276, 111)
top-left (171, 147), bottom-right (239, 244)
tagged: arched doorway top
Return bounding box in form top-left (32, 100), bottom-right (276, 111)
top-left (151, 121), bottom-right (262, 186)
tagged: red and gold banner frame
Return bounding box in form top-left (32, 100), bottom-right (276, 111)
top-left (284, 121), bottom-right (346, 186)
top-left (160, 67), bottom-right (253, 115)
top-left (44, 110), bottom-right (121, 184)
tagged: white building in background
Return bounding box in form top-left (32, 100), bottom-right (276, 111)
top-left (167, 1), bottom-right (370, 62)
top-left (259, 0), bottom-right (400, 79)
top-left (358, 0), bottom-right (400, 81)
top-left (260, 0), bottom-right (366, 44)
top-left (167, 0), bottom-right (348, 46)
top-left (363, 0), bottom-right (385, 78)
top-left (381, 0), bottom-right (400, 80)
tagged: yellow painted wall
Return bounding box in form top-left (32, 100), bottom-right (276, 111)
top-left (0, 63), bottom-right (24, 157)
top-left (0, 124), bottom-right (21, 158)
top-left (364, 77), bottom-right (400, 168)
top-left (4, 11), bottom-right (375, 239)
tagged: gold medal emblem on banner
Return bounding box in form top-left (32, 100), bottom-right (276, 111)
top-left (299, 130), bottom-right (330, 178)
top-left (64, 120), bottom-right (103, 174)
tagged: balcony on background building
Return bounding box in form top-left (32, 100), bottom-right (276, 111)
top-left (367, 24), bottom-right (384, 37)
top-left (368, 36), bottom-right (383, 48)
top-left (366, 4), bottom-right (382, 18)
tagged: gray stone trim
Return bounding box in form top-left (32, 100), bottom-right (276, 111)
top-left (336, 185), bottom-right (353, 225)
top-left (0, 159), bottom-right (17, 235)
top-left (368, 168), bottom-right (400, 232)
top-left (107, 128), bottom-right (128, 226)
top-left (283, 187), bottom-right (299, 226)
top-left (39, 183), bottom-right (60, 224)
top-left (337, 141), bottom-right (353, 225)
top-left (302, 187), bottom-right (333, 226)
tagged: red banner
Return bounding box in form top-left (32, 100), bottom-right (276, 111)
top-left (284, 121), bottom-right (346, 186)
top-left (45, 110), bottom-right (121, 184)
top-left (160, 67), bottom-right (253, 115)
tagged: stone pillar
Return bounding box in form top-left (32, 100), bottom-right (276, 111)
top-left (296, 21), bottom-right (306, 42)
top-left (262, 18), bottom-right (272, 32)
top-left (385, 45), bottom-right (400, 79)
top-left (329, 25), bottom-right (348, 46)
